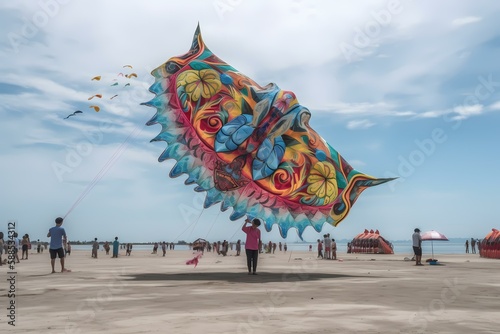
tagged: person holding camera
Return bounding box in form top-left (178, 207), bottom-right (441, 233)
top-left (242, 218), bottom-right (262, 275)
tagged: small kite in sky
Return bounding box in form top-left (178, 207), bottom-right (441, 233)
top-left (110, 82), bottom-right (119, 86)
top-left (64, 110), bottom-right (83, 119)
top-left (89, 105), bottom-right (100, 112)
top-left (91, 76), bottom-right (101, 81)
top-left (124, 83), bottom-right (130, 87)
top-left (117, 73), bottom-right (124, 77)
top-left (125, 73), bottom-right (137, 79)
top-left (123, 65), bottom-right (133, 69)
top-left (110, 94), bottom-right (118, 99)
top-left (88, 94), bottom-right (102, 100)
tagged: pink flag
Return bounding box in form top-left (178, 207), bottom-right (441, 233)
top-left (186, 252), bottom-right (203, 268)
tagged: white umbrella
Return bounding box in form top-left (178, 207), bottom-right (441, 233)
top-left (421, 230), bottom-right (449, 260)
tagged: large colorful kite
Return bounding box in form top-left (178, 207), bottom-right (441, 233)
top-left (144, 25), bottom-right (394, 237)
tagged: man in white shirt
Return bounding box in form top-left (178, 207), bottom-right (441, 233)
top-left (323, 234), bottom-right (331, 259)
top-left (412, 228), bottom-right (423, 266)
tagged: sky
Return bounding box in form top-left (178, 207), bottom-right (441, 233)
top-left (1, 0), bottom-right (500, 244)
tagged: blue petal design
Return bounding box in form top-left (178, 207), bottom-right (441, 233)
top-left (264, 214), bottom-right (276, 232)
top-left (190, 60), bottom-right (212, 71)
top-left (252, 136), bottom-right (285, 180)
top-left (176, 86), bottom-right (189, 112)
top-left (153, 131), bottom-right (179, 145)
top-left (230, 209), bottom-right (247, 221)
top-left (159, 142), bottom-right (185, 162)
top-left (220, 73), bottom-right (233, 85)
top-left (142, 96), bottom-right (164, 109)
top-left (220, 190), bottom-right (242, 212)
top-left (149, 81), bottom-right (164, 95)
top-left (215, 114), bottom-right (254, 152)
top-left (185, 166), bottom-right (203, 185)
top-left (204, 187), bottom-right (224, 208)
top-left (194, 169), bottom-right (214, 191)
top-left (170, 155), bottom-right (193, 177)
top-left (315, 149), bottom-right (327, 162)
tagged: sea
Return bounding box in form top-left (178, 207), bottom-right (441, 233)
top-left (70, 239), bottom-right (472, 255)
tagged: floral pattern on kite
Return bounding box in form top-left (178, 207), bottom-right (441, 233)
top-left (144, 25), bottom-right (394, 238)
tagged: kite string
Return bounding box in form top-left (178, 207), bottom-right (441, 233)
top-left (172, 206), bottom-right (206, 243)
top-left (187, 205), bottom-right (205, 241)
top-left (203, 210), bottom-right (222, 241)
top-left (227, 222), bottom-right (243, 243)
top-left (64, 126), bottom-right (139, 217)
top-left (64, 123), bottom-right (146, 218)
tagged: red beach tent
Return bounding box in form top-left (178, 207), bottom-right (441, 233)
top-left (479, 228), bottom-right (500, 259)
top-left (348, 229), bottom-right (394, 254)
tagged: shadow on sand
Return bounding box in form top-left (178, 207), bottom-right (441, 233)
top-left (125, 272), bottom-right (376, 283)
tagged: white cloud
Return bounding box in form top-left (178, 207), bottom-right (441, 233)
top-left (452, 104), bottom-right (484, 120)
top-left (415, 102), bottom-right (498, 120)
top-left (452, 16), bottom-right (482, 26)
top-left (316, 102), bottom-right (416, 118)
top-left (416, 109), bottom-right (449, 118)
top-left (347, 119), bottom-right (375, 130)
top-left (489, 101), bottom-right (500, 110)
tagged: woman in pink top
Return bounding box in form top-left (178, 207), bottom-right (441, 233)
top-left (242, 218), bottom-right (262, 275)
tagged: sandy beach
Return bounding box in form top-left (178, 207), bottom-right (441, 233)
top-left (1, 249), bottom-right (499, 334)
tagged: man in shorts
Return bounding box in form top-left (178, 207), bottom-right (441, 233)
top-left (47, 217), bottom-right (69, 273)
top-left (412, 228), bottom-right (423, 266)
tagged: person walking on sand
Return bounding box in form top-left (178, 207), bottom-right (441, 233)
top-left (112, 237), bottom-right (119, 258)
top-left (317, 239), bottom-right (323, 259)
top-left (47, 217), bottom-right (70, 273)
top-left (104, 241), bottom-right (110, 255)
top-left (92, 238), bottom-right (99, 258)
top-left (465, 240), bottom-right (469, 254)
top-left (162, 241), bottom-right (167, 257)
top-left (412, 228), bottom-right (423, 266)
top-left (21, 233), bottom-right (30, 260)
top-left (242, 218), bottom-right (262, 275)
top-left (236, 240), bottom-right (241, 256)
top-left (66, 241), bottom-right (71, 256)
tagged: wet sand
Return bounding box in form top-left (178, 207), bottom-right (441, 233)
top-left (2, 249), bottom-right (499, 334)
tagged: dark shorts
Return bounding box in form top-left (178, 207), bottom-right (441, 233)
top-left (50, 248), bottom-right (65, 259)
top-left (413, 246), bottom-right (422, 256)
top-left (22, 244), bottom-right (28, 251)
